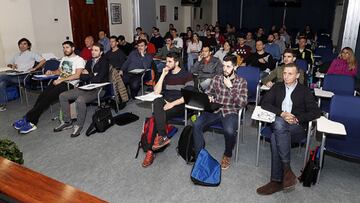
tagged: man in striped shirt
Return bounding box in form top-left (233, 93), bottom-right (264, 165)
top-left (193, 54), bottom-right (248, 170)
top-left (142, 52), bottom-right (193, 168)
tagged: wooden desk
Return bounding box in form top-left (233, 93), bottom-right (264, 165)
top-left (0, 157), bottom-right (107, 203)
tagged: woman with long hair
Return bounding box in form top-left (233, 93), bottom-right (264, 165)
top-left (214, 41), bottom-right (232, 62)
top-left (327, 47), bottom-right (358, 77)
top-left (187, 33), bottom-right (202, 71)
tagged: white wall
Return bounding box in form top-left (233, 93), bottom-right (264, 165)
top-left (332, 4), bottom-right (344, 48)
top-left (108, 0), bottom-right (134, 41)
top-left (155, 0), bottom-right (185, 34)
top-left (31, 0), bottom-right (73, 58)
top-left (154, 0), bottom-right (215, 34)
top-left (0, 0), bottom-right (216, 64)
top-left (0, 0), bottom-right (37, 65)
top-left (192, 0), bottom-right (214, 28)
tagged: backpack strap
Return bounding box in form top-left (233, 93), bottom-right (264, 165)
top-left (85, 121), bottom-right (97, 136)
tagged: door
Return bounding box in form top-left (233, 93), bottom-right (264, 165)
top-left (139, 0), bottom-right (156, 35)
top-left (69, 0), bottom-right (110, 50)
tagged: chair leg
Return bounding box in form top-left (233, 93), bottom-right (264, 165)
top-left (256, 121), bottom-right (262, 167)
top-left (317, 132), bottom-right (327, 184)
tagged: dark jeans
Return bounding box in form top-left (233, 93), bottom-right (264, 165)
top-left (193, 112), bottom-right (238, 158)
top-left (153, 97), bottom-right (184, 137)
top-left (270, 116), bottom-right (306, 182)
top-left (25, 82), bottom-right (73, 125)
top-left (0, 74), bottom-right (26, 105)
top-left (123, 73), bottom-right (142, 99)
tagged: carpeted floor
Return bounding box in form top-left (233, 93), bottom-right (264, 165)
top-left (1, 92), bottom-right (360, 203)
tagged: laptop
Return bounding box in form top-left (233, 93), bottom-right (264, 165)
top-left (181, 88), bottom-right (222, 112)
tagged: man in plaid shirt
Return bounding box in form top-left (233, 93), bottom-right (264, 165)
top-left (193, 54), bottom-right (248, 170)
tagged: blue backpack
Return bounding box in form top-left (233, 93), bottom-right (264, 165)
top-left (190, 149), bottom-right (221, 186)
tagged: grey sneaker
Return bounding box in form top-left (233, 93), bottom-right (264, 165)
top-left (0, 105), bottom-right (6, 112)
top-left (70, 125), bottom-right (82, 138)
top-left (54, 121), bottom-right (73, 132)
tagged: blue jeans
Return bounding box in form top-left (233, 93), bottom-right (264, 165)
top-left (187, 53), bottom-right (198, 71)
top-left (270, 116), bottom-right (306, 181)
top-left (193, 112), bottom-right (238, 157)
top-left (0, 74), bottom-right (24, 105)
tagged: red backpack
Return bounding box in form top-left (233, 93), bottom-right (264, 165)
top-left (135, 116), bottom-right (177, 158)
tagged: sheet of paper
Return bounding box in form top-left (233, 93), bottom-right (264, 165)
top-left (260, 85), bottom-right (270, 91)
top-left (129, 69), bottom-right (146, 74)
top-left (135, 92), bottom-right (163, 102)
top-left (0, 67), bottom-right (14, 73)
top-left (317, 116), bottom-right (346, 135)
top-left (314, 88), bottom-right (334, 98)
top-left (33, 74), bottom-right (58, 79)
top-left (315, 72), bottom-right (325, 78)
top-left (78, 82), bottom-right (110, 90)
top-left (251, 106), bottom-right (276, 123)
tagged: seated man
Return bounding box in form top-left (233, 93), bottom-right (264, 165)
top-left (150, 27), bottom-right (164, 51)
top-left (13, 41), bottom-right (85, 134)
top-left (256, 63), bottom-right (321, 195)
top-left (98, 30), bottom-right (110, 53)
top-left (293, 36), bottom-right (314, 67)
top-left (265, 34), bottom-right (281, 61)
top-left (142, 52), bottom-right (193, 167)
top-left (193, 54), bottom-right (248, 170)
top-left (234, 35), bottom-right (252, 61)
top-left (79, 36), bottom-right (94, 61)
top-left (170, 28), bottom-right (183, 49)
top-left (246, 40), bottom-right (276, 75)
top-left (262, 49), bottom-right (305, 87)
top-left (154, 36), bottom-right (181, 60)
top-left (0, 38), bottom-right (45, 111)
top-left (118, 35), bottom-right (133, 56)
top-left (191, 46), bottom-right (223, 90)
top-left (55, 43), bottom-right (109, 137)
top-left (154, 35), bottom-right (181, 72)
top-left (105, 35), bottom-right (126, 70)
top-left (120, 39), bottom-right (152, 99)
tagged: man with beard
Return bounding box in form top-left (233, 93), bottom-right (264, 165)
top-left (120, 39), bottom-right (152, 99)
top-left (192, 54), bottom-right (248, 170)
top-left (13, 41), bottom-right (85, 134)
top-left (105, 35), bottom-right (126, 70)
top-left (265, 33), bottom-right (281, 61)
top-left (142, 52), bottom-right (193, 167)
top-left (55, 43), bottom-right (109, 137)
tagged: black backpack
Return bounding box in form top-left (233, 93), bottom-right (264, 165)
top-left (177, 125), bottom-right (196, 164)
top-left (86, 106), bottom-right (114, 136)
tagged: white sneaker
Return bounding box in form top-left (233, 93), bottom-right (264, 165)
top-left (0, 105), bottom-right (6, 112)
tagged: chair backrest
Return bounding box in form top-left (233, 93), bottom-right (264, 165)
top-left (43, 59), bottom-right (60, 72)
top-left (314, 47), bottom-right (336, 63)
top-left (323, 74), bottom-right (355, 95)
top-left (327, 95), bottom-right (360, 159)
top-left (236, 66), bottom-right (260, 103)
top-left (295, 59), bottom-right (308, 73)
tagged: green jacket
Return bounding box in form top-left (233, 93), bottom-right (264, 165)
top-left (261, 65), bottom-right (305, 85)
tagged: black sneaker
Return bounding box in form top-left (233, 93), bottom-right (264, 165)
top-left (54, 121), bottom-right (73, 132)
top-left (70, 125), bottom-right (82, 138)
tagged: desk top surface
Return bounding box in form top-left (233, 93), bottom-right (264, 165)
top-left (0, 157), bottom-right (107, 203)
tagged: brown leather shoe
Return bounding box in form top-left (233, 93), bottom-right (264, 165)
top-left (283, 168), bottom-right (297, 192)
top-left (256, 181), bottom-right (283, 195)
top-left (142, 150), bottom-right (154, 167)
top-left (221, 155), bottom-right (231, 170)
